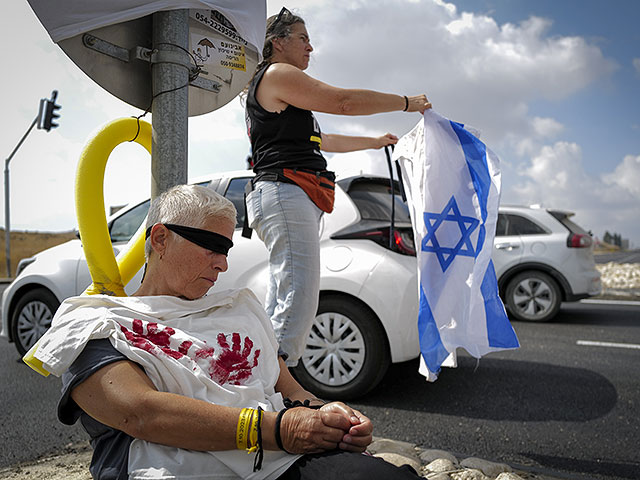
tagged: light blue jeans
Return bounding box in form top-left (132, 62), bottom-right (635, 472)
top-left (246, 180), bottom-right (323, 366)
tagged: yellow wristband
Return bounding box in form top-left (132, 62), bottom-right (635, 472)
top-left (236, 408), bottom-right (254, 450)
top-left (247, 408), bottom-right (261, 453)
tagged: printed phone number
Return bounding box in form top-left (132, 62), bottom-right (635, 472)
top-left (220, 60), bottom-right (246, 70)
top-left (193, 12), bottom-right (248, 46)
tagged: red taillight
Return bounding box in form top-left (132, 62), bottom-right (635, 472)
top-left (334, 227), bottom-right (416, 256)
top-left (567, 233), bottom-right (592, 248)
top-left (394, 230), bottom-right (416, 256)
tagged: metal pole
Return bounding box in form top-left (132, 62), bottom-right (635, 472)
top-left (151, 9), bottom-right (189, 198)
top-left (4, 117), bottom-right (38, 278)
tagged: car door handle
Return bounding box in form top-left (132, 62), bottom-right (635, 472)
top-left (495, 243), bottom-right (520, 250)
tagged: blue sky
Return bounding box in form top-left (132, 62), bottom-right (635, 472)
top-left (1, 0), bottom-right (639, 246)
top-left (454, 0), bottom-right (640, 178)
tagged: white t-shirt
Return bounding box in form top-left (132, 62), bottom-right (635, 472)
top-left (34, 288), bottom-right (301, 479)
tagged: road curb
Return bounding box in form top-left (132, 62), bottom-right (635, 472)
top-left (0, 439), bottom-right (570, 480)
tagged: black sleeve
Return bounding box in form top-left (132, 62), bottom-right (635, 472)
top-left (58, 338), bottom-right (128, 425)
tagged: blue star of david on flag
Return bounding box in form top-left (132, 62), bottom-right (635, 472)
top-left (422, 195), bottom-right (480, 272)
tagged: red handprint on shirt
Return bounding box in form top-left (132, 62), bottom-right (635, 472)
top-left (121, 320), bottom-right (260, 386)
top-left (121, 320), bottom-right (184, 359)
top-left (209, 332), bottom-right (261, 385)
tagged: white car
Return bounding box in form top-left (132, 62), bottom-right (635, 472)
top-left (1, 171), bottom-right (601, 399)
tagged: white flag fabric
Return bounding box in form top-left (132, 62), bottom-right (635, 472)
top-left (395, 110), bottom-right (519, 382)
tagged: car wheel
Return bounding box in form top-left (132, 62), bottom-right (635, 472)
top-left (291, 295), bottom-right (390, 400)
top-left (10, 288), bottom-right (60, 356)
top-left (504, 270), bottom-right (561, 322)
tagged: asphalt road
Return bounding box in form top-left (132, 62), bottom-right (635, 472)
top-left (352, 301), bottom-right (640, 480)
top-left (593, 249), bottom-right (640, 264)
top-left (1, 300), bottom-right (638, 480)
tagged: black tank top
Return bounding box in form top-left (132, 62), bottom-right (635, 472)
top-left (245, 65), bottom-right (327, 172)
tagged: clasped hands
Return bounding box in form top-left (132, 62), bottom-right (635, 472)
top-left (279, 401), bottom-right (373, 454)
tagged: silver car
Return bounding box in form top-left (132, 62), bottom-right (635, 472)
top-left (493, 205), bottom-right (601, 322)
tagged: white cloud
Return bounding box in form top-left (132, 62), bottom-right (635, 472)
top-left (504, 143), bottom-right (640, 245)
top-left (531, 116), bottom-right (564, 138)
top-left (302, 0), bottom-right (616, 151)
top-left (603, 155), bottom-right (640, 197)
top-left (634, 58), bottom-right (640, 76)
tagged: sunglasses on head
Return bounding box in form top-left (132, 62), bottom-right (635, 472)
top-left (273, 6), bottom-right (292, 27)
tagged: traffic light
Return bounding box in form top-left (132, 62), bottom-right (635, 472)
top-left (37, 90), bottom-right (61, 132)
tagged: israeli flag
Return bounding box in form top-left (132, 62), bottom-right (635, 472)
top-left (395, 110), bottom-right (519, 381)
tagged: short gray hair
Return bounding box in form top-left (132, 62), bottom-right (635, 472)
top-left (144, 184), bottom-right (237, 258)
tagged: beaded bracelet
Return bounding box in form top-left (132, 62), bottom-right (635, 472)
top-left (275, 398), bottom-right (326, 453)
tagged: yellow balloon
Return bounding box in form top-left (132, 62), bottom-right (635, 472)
top-left (76, 118), bottom-right (151, 296)
top-left (23, 118), bottom-right (151, 376)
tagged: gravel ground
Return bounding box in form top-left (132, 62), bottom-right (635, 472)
top-left (595, 262), bottom-right (640, 299)
top-left (0, 439), bottom-right (566, 480)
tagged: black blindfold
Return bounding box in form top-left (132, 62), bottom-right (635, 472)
top-left (146, 223), bottom-right (233, 256)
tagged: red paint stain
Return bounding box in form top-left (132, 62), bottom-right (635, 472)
top-left (179, 341), bottom-right (193, 355)
top-left (120, 321), bottom-right (183, 359)
top-left (195, 347), bottom-right (215, 359)
top-left (209, 334), bottom-right (260, 385)
top-left (146, 323), bottom-right (175, 347)
top-left (119, 321), bottom-right (261, 386)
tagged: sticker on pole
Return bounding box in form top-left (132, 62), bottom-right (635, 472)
top-left (191, 34), bottom-right (246, 71)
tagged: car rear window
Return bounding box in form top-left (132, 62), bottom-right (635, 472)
top-left (346, 181), bottom-right (412, 223)
top-left (224, 177), bottom-right (252, 228)
top-left (496, 213), bottom-right (547, 236)
top-left (548, 210), bottom-right (590, 235)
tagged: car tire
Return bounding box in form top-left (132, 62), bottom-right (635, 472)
top-left (10, 288), bottom-right (60, 356)
top-left (504, 270), bottom-right (561, 322)
top-left (291, 295), bottom-right (390, 400)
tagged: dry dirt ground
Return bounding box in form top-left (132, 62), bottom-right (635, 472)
top-left (0, 229), bottom-right (75, 278)
top-left (0, 442), bottom-right (92, 480)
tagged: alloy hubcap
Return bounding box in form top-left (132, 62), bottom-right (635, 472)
top-left (512, 278), bottom-right (555, 318)
top-left (16, 301), bottom-right (53, 350)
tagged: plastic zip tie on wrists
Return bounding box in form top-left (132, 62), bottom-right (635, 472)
top-left (252, 407), bottom-right (264, 472)
top-left (236, 408), bottom-right (253, 450)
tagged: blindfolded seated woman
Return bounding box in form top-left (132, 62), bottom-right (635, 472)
top-left (31, 184), bottom-right (423, 480)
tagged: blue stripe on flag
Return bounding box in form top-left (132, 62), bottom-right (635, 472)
top-left (418, 284), bottom-right (450, 373)
top-left (449, 119), bottom-right (519, 351)
top-left (449, 121), bottom-right (491, 222)
top-left (481, 260), bottom-right (520, 348)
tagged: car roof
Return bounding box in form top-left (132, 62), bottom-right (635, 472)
top-left (499, 204), bottom-right (575, 217)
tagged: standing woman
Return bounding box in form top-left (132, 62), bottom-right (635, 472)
top-left (245, 7), bottom-right (431, 368)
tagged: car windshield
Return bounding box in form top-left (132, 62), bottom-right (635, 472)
top-left (108, 181), bottom-right (214, 243)
top-left (346, 181), bottom-right (411, 223)
top-left (109, 200), bottom-right (150, 243)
